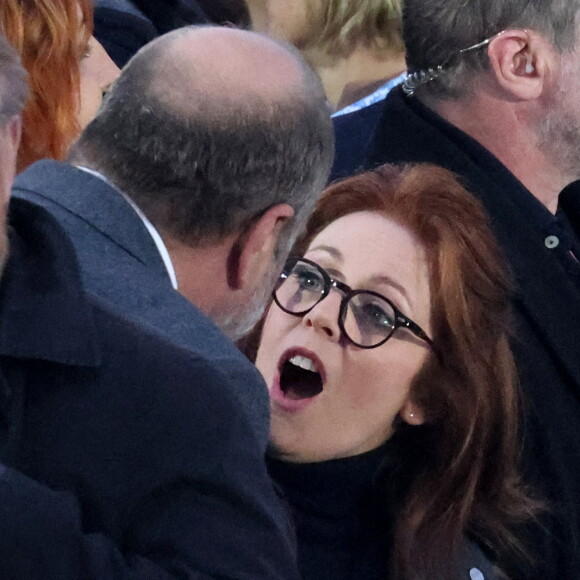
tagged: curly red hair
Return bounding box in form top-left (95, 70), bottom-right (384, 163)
top-left (0, 0), bottom-right (93, 171)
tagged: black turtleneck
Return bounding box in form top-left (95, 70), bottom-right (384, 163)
top-left (268, 428), bottom-right (499, 580)
top-left (267, 444), bottom-right (396, 580)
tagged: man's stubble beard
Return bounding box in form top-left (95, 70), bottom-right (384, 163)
top-left (216, 222), bottom-right (300, 342)
top-left (537, 54), bottom-right (580, 183)
top-left (538, 107), bottom-right (580, 182)
top-left (215, 258), bottom-right (283, 343)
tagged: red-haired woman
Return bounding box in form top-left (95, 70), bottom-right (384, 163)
top-left (254, 164), bottom-right (540, 579)
top-left (0, 0), bottom-right (119, 172)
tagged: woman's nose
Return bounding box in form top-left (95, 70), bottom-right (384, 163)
top-left (303, 291), bottom-right (342, 342)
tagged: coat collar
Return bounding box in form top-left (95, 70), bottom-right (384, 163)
top-left (366, 88), bottom-right (580, 389)
top-left (13, 160), bottom-right (167, 276)
top-left (0, 198), bottom-right (100, 366)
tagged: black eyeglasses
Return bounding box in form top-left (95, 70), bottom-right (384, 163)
top-left (273, 257), bottom-right (434, 349)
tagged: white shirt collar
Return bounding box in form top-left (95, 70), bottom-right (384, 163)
top-left (76, 166), bottom-right (179, 290)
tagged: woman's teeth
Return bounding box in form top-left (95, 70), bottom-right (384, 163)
top-left (288, 355), bottom-right (318, 373)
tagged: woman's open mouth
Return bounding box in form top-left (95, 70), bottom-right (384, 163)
top-left (270, 349), bottom-right (326, 412)
top-left (280, 354), bottom-right (324, 399)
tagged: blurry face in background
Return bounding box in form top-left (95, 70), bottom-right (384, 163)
top-left (0, 117), bottom-right (21, 274)
top-left (245, 0), bottom-right (268, 32)
top-left (256, 211), bottom-right (432, 463)
top-left (78, 35), bottom-right (120, 129)
top-left (262, 0), bottom-right (317, 49)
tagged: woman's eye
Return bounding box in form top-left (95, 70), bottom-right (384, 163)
top-left (362, 302), bottom-right (395, 329)
top-left (294, 268), bottom-right (324, 291)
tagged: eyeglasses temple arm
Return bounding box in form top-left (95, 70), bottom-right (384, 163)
top-left (396, 315), bottom-right (434, 348)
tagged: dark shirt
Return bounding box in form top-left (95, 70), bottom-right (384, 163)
top-left (268, 445), bottom-right (392, 580)
top-left (93, 7), bottom-right (157, 68)
top-left (497, 165), bottom-right (580, 283)
top-left (268, 438), bottom-right (496, 580)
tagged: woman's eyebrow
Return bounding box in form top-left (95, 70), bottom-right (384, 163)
top-left (307, 244), bottom-right (343, 262)
top-left (370, 274), bottom-right (411, 310)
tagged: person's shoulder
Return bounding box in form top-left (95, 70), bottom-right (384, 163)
top-left (14, 160), bottom-right (86, 190)
top-left (13, 161), bottom-right (116, 218)
top-left (91, 295), bottom-right (257, 384)
top-left (87, 295), bottom-right (268, 435)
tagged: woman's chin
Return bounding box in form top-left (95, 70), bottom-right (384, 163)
top-left (266, 434), bottom-right (316, 463)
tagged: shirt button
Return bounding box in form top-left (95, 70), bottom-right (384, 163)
top-left (470, 569), bottom-right (485, 580)
top-left (545, 235), bottom-right (560, 249)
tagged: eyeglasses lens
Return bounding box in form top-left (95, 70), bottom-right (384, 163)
top-left (343, 292), bottom-right (396, 347)
top-left (275, 260), bottom-right (326, 314)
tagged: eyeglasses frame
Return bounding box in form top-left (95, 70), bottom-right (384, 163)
top-left (273, 257), bottom-right (434, 350)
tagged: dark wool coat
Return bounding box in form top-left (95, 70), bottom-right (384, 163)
top-left (13, 160), bottom-right (271, 445)
top-left (0, 198), bottom-right (299, 579)
top-left (355, 87), bottom-right (580, 579)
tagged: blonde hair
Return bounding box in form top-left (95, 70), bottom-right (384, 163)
top-left (306, 0), bottom-right (404, 57)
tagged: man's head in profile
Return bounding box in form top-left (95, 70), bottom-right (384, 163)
top-left (71, 25), bottom-right (335, 340)
top-left (401, 0), bottom-right (580, 210)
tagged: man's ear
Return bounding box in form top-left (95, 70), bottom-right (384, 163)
top-left (486, 29), bottom-right (549, 101)
top-left (399, 399), bottom-right (425, 426)
top-left (227, 203), bottom-right (295, 290)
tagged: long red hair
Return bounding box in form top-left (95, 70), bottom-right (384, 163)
top-left (295, 164), bottom-right (540, 578)
top-left (0, 0), bottom-right (93, 171)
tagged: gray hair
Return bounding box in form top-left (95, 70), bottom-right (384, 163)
top-left (70, 27), bottom-right (334, 251)
top-left (0, 34), bottom-right (28, 122)
top-left (403, 0), bottom-right (580, 99)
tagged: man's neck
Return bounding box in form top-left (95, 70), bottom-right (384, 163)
top-left (431, 95), bottom-right (570, 214)
top-left (163, 234), bottom-right (233, 318)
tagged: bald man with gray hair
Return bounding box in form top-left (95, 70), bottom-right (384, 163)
top-left (6, 25), bottom-right (334, 579)
top-left (15, 25), bottom-right (333, 438)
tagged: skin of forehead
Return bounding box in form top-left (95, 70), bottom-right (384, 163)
top-left (148, 28), bottom-right (306, 110)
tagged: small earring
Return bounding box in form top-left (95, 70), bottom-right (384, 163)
top-left (409, 412), bottom-right (415, 418)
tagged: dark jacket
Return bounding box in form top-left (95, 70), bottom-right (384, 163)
top-left (93, 0), bottom-right (209, 67)
top-left (0, 198), bottom-right (299, 579)
top-left (13, 160), bottom-right (271, 445)
top-left (93, 7), bottom-right (157, 68)
top-left (362, 87), bottom-right (580, 579)
top-left (330, 100), bottom-right (385, 182)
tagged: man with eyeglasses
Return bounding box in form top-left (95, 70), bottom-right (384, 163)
top-left (357, 1), bottom-right (580, 578)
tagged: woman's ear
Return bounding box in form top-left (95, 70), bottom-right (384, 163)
top-left (400, 400), bottom-right (425, 426)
